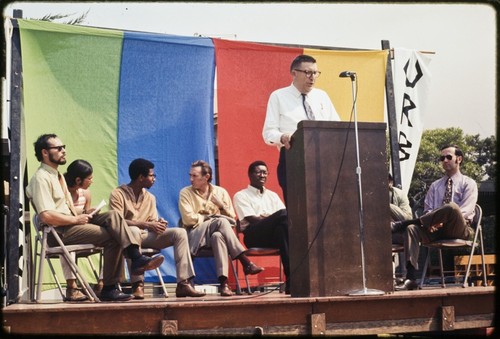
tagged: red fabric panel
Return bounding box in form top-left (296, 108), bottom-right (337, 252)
top-left (214, 39), bottom-right (302, 202)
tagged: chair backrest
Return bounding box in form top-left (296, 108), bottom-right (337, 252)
top-left (32, 214), bottom-right (50, 249)
top-left (471, 204), bottom-right (483, 230)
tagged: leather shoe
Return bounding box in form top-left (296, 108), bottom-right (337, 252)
top-left (100, 287), bottom-right (134, 301)
top-left (132, 281), bottom-right (145, 299)
top-left (391, 221), bottom-right (404, 233)
top-left (65, 287), bottom-right (89, 302)
top-left (243, 262), bottom-right (264, 275)
top-left (219, 283), bottom-right (233, 297)
top-left (130, 255), bottom-right (164, 276)
top-left (93, 280), bottom-right (104, 297)
top-left (176, 282), bottom-right (206, 298)
top-left (395, 279), bottom-right (419, 291)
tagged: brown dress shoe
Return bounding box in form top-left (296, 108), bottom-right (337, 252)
top-left (243, 262), bottom-right (265, 275)
top-left (219, 283), bottom-right (233, 297)
top-left (175, 282), bottom-right (206, 298)
top-left (93, 279), bottom-right (104, 297)
top-left (65, 288), bottom-right (89, 302)
top-left (131, 255), bottom-right (164, 276)
top-left (132, 281), bottom-right (144, 299)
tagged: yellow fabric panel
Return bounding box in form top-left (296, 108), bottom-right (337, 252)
top-left (304, 49), bottom-right (388, 122)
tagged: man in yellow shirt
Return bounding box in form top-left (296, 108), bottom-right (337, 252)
top-left (179, 160), bottom-right (264, 296)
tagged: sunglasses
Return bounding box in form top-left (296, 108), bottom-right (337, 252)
top-left (439, 154), bottom-right (453, 162)
top-left (47, 145), bottom-right (66, 152)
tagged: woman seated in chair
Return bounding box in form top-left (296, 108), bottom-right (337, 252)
top-left (60, 159), bottom-right (103, 301)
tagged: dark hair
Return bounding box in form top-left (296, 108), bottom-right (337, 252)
top-left (440, 145), bottom-right (464, 163)
top-left (191, 160), bottom-right (212, 183)
top-left (129, 158), bottom-right (154, 180)
top-left (34, 133), bottom-right (57, 161)
top-left (248, 160), bottom-right (267, 176)
top-left (64, 159), bottom-right (93, 187)
top-left (290, 54), bottom-right (317, 72)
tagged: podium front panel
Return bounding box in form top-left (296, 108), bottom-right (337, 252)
top-left (287, 121), bottom-right (392, 297)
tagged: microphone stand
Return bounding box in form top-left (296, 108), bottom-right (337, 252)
top-left (344, 73), bottom-right (384, 296)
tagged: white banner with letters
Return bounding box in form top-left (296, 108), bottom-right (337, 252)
top-left (392, 48), bottom-right (433, 195)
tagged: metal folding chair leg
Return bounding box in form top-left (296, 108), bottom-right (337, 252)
top-left (155, 267), bottom-right (169, 297)
top-left (419, 247), bottom-right (430, 289)
top-left (462, 227), bottom-right (487, 287)
top-left (230, 260), bottom-right (242, 295)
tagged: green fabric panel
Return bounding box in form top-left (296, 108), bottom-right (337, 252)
top-left (19, 19), bottom-right (123, 205)
top-left (19, 20), bottom-right (123, 291)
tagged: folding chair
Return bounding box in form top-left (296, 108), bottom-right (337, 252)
top-left (32, 214), bottom-right (102, 302)
top-left (140, 248), bottom-right (169, 297)
top-left (419, 204), bottom-right (487, 288)
top-left (236, 221), bottom-right (283, 294)
top-left (391, 243), bottom-right (405, 284)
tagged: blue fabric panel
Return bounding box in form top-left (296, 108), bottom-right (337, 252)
top-left (118, 32), bottom-right (216, 283)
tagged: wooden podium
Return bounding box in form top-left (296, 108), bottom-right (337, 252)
top-left (286, 121), bottom-right (393, 297)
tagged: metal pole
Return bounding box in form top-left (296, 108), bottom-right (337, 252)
top-left (344, 74), bottom-right (384, 296)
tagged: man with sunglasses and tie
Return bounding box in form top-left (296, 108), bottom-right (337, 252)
top-left (391, 145), bottom-right (478, 290)
top-left (262, 54), bottom-right (340, 204)
top-left (27, 134), bottom-right (164, 301)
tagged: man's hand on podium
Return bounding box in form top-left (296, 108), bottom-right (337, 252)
top-left (280, 133), bottom-right (292, 150)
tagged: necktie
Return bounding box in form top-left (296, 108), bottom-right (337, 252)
top-left (442, 177), bottom-right (453, 204)
top-left (302, 94), bottom-right (315, 120)
top-left (59, 172), bottom-right (77, 216)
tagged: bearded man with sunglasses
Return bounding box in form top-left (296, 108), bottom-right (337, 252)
top-left (262, 54), bottom-right (340, 204)
top-left (391, 145), bottom-right (478, 290)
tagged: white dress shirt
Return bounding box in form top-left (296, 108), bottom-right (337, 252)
top-left (262, 83), bottom-right (340, 148)
top-left (233, 185), bottom-right (286, 230)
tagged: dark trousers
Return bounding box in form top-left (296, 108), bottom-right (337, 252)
top-left (277, 147), bottom-right (287, 205)
top-left (242, 209), bottom-right (290, 280)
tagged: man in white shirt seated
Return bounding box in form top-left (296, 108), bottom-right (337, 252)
top-left (233, 160), bottom-right (290, 294)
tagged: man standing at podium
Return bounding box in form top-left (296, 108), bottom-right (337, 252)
top-left (262, 54), bottom-right (340, 203)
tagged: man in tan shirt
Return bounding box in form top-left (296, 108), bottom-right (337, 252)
top-left (109, 158), bottom-right (205, 299)
top-left (179, 160), bottom-right (264, 296)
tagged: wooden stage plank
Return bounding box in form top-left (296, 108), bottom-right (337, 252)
top-left (2, 286), bottom-right (495, 336)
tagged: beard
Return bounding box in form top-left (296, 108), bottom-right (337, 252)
top-left (48, 152), bottom-right (66, 165)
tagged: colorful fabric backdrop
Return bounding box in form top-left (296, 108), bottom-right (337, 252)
top-left (18, 19), bottom-right (388, 286)
top-left (19, 20), bottom-right (216, 284)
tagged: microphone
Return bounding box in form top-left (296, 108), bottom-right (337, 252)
top-left (339, 71), bottom-right (356, 78)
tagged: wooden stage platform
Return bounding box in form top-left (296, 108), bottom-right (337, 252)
top-left (2, 285), bottom-right (496, 336)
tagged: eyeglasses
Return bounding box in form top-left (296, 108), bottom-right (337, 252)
top-left (254, 170), bottom-right (269, 176)
top-left (439, 154), bottom-right (454, 161)
top-left (294, 69), bottom-right (321, 78)
top-left (47, 145), bottom-right (66, 152)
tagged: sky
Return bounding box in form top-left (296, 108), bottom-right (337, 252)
top-left (3, 1), bottom-right (497, 138)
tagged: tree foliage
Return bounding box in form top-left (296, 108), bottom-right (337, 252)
top-left (406, 128), bottom-right (496, 207)
top-left (31, 11), bottom-right (89, 25)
